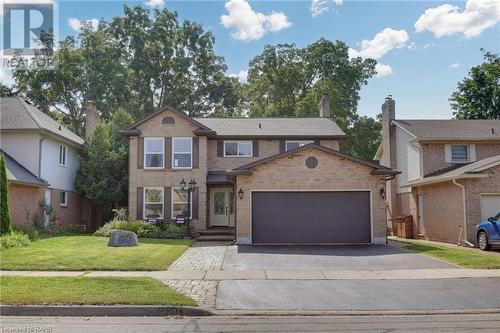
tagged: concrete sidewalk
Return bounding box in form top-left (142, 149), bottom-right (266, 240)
top-left (2, 268), bottom-right (500, 280)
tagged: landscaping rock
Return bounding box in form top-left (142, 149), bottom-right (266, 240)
top-left (108, 230), bottom-right (138, 247)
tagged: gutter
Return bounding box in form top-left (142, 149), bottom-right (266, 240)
top-left (452, 179), bottom-right (475, 248)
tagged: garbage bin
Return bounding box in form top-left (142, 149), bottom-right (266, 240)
top-left (395, 215), bottom-right (413, 239)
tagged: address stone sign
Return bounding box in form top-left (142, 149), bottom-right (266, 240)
top-left (108, 230), bottom-right (139, 247)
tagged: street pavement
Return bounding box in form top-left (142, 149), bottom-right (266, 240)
top-left (2, 314), bottom-right (500, 332)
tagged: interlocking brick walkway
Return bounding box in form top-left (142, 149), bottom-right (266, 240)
top-left (163, 280), bottom-right (218, 308)
top-left (168, 242), bottom-right (229, 271)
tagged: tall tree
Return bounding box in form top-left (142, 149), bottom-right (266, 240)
top-left (0, 153), bottom-right (12, 235)
top-left (243, 39), bottom-right (377, 130)
top-left (13, 6), bottom-right (241, 135)
top-left (451, 50), bottom-right (500, 120)
top-left (341, 115), bottom-right (382, 161)
top-left (75, 109), bottom-right (133, 219)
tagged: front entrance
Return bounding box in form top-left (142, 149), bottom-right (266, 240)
top-left (210, 188), bottom-right (235, 227)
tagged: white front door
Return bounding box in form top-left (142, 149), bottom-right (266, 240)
top-left (210, 188), bottom-right (235, 227)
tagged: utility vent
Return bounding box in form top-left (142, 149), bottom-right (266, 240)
top-left (162, 116), bottom-right (175, 125)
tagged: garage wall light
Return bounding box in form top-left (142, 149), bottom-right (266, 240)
top-left (379, 187), bottom-right (386, 199)
top-left (238, 188), bottom-right (244, 200)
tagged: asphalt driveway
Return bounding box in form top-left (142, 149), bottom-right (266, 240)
top-left (222, 244), bottom-right (457, 271)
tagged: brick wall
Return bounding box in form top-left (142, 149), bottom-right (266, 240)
top-left (128, 110), bottom-right (208, 230)
top-left (235, 147), bottom-right (387, 244)
top-left (8, 184), bottom-right (44, 226)
top-left (50, 189), bottom-right (85, 226)
top-left (422, 143), bottom-right (500, 175)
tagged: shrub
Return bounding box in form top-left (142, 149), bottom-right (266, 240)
top-left (1, 230), bottom-right (31, 249)
top-left (0, 153), bottom-right (12, 235)
top-left (136, 223), bottom-right (157, 238)
top-left (13, 225), bottom-right (39, 241)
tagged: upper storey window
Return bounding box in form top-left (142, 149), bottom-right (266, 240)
top-left (285, 141), bottom-right (313, 151)
top-left (451, 145), bottom-right (468, 163)
top-left (173, 137), bottom-right (192, 168)
top-left (224, 141), bottom-right (252, 157)
top-left (59, 145), bottom-right (67, 166)
top-left (144, 137), bottom-right (164, 169)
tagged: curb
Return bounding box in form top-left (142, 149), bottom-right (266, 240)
top-left (213, 308), bottom-right (500, 316)
top-left (0, 305), bottom-right (214, 317)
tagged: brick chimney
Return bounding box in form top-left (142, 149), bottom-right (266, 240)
top-left (381, 95), bottom-right (395, 168)
top-left (84, 101), bottom-right (99, 138)
top-left (318, 95), bottom-right (331, 118)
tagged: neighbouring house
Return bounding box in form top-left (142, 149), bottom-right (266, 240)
top-left (375, 96), bottom-right (500, 245)
top-left (120, 96), bottom-right (398, 244)
top-left (0, 96), bottom-right (97, 228)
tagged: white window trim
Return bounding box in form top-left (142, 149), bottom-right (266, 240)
top-left (285, 140), bottom-right (314, 152)
top-left (143, 187), bottom-right (164, 219)
top-left (451, 144), bottom-right (469, 163)
top-left (172, 137), bottom-right (193, 169)
top-left (223, 141), bottom-right (253, 157)
top-left (59, 144), bottom-right (67, 167)
top-left (172, 187), bottom-right (192, 219)
top-left (59, 191), bottom-right (68, 207)
top-left (144, 137), bottom-right (165, 169)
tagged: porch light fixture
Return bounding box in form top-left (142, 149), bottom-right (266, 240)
top-left (379, 187), bottom-right (386, 200)
top-left (180, 178), bottom-right (197, 238)
top-left (238, 188), bottom-right (244, 200)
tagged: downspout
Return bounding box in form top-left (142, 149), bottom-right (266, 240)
top-left (452, 179), bottom-right (475, 247)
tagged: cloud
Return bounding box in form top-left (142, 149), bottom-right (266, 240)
top-left (144, 0), bottom-right (165, 8)
top-left (415, 0), bottom-right (500, 38)
top-left (348, 28), bottom-right (409, 60)
top-left (375, 64), bottom-right (393, 77)
top-left (220, 0), bottom-right (292, 41)
top-left (68, 18), bottom-right (98, 32)
top-left (311, 0), bottom-right (343, 17)
top-left (229, 70), bottom-right (248, 83)
top-left (450, 62), bottom-right (460, 69)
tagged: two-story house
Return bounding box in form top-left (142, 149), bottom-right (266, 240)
top-left (375, 96), bottom-right (500, 245)
top-left (0, 97), bottom-right (95, 228)
top-left (121, 96), bottom-right (398, 245)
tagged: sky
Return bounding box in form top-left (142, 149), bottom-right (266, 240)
top-left (2, 0), bottom-right (499, 119)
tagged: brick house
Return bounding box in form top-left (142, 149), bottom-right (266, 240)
top-left (0, 97), bottom-right (97, 228)
top-left (121, 97), bottom-right (398, 244)
top-left (375, 96), bottom-right (500, 245)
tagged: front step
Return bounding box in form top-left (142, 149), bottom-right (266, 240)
top-left (195, 234), bottom-right (234, 242)
top-left (198, 228), bottom-right (235, 236)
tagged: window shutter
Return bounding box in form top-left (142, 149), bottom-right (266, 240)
top-left (217, 140), bottom-right (224, 157)
top-left (192, 187), bottom-right (199, 219)
top-left (253, 140), bottom-right (259, 157)
top-left (444, 144), bottom-right (452, 163)
top-left (137, 138), bottom-right (144, 169)
top-left (193, 137), bottom-right (199, 168)
top-left (137, 187), bottom-right (143, 219)
top-left (279, 140), bottom-right (286, 153)
top-left (165, 138), bottom-right (172, 169)
top-left (164, 186), bottom-right (172, 220)
top-left (469, 144), bottom-right (477, 162)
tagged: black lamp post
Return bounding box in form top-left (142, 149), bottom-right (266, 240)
top-left (180, 178), bottom-right (196, 238)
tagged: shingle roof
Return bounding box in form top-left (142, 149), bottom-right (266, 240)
top-left (0, 97), bottom-right (84, 146)
top-left (226, 143), bottom-right (399, 176)
top-left (393, 119), bottom-right (500, 141)
top-left (193, 117), bottom-right (346, 138)
top-left (403, 155), bottom-right (500, 187)
top-left (1, 149), bottom-right (48, 187)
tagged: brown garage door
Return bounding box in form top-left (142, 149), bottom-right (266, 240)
top-left (252, 191), bottom-right (371, 244)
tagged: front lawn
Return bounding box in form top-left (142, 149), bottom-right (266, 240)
top-left (0, 276), bottom-right (196, 306)
top-left (395, 239), bottom-right (500, 269)
top-left (0, 236), bottom-right (191, 271)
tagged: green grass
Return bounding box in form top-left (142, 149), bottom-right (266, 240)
top-left (0, 276), bottom-right (196, 306)
top-left (0, 236), bottom-right (192, 271)
top-left (397, 239), bottom-right (500, 269)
